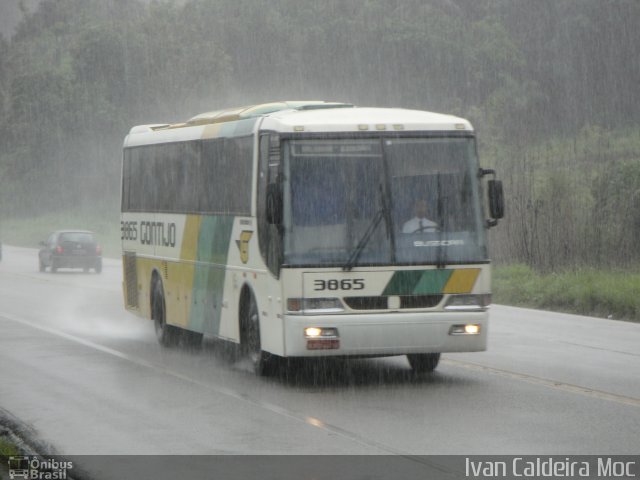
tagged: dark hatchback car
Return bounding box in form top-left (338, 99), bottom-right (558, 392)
top-left (39, 230), bottom-right (102, 273)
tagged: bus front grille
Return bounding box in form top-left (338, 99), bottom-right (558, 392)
top-left (343, 296), bottom-right (388, 310)
top-left (343, 295), bottom-right (443, 310)
top-left (399, 295), bottom-right (443, 309)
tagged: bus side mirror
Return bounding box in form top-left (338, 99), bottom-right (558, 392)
top-left (480, 168), bottom-right (504, 227)
top-left (488, 179), bottom-right (505, 222)
top-left (266, 184), bottom-right (283, 225)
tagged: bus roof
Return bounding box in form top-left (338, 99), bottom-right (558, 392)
top-left (124, 101), bottom-right (473, 147)
top-left (260, 106), bottom-right (473, 133)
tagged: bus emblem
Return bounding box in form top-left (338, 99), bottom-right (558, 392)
top-left (236, 231), bottom-right (253, 263)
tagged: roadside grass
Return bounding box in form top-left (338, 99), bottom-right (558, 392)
top-left (493, 264), bottom-right (640, 322)
top-left (0, 437), bottom-right (20, 456)
top-left (0, 208), bottom-right (120, 259)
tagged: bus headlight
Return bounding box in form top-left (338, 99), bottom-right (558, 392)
top-left (304, 327), bottom-right (338, 338)
top-left (444, 294), bottom-right (491, 311)
top-left (287, 298), bottom-right (344, 313)
top-left (304, 327), bottom-right (340, 350)
top-left (449, 324), bottom-right (481, 335)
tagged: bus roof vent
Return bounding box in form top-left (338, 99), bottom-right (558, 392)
top-left (129, 124), bottom-right (171, 134)
top-left (186, 107), bottom-right (244, 126)
top-left (296, 102), bottom-right (355, 110)
top-left (183, 101), bottom-right (356, 127)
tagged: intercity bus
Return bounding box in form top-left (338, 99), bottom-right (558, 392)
top-left (121, 101), bottom-right (504, 374)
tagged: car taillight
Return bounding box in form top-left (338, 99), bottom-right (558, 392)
top-left (55, 245), bottom-right (64, 254)
top-left (96, 245), bottom-right (102, 255)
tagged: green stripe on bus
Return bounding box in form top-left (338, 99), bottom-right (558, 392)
top-left (382, 269), bottom-right (453, 295)
top-left (190, 215), bottom-right (235, 334)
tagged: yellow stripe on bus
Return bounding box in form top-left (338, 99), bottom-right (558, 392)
top-left (442, 268), bottom-right (480, 294)
top-left (202, 123), bottom-right (222, 139)
top-left (181, 215), bottom-right (202, 261)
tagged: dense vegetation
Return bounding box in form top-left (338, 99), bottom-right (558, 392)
top-left (1, 0), bottom-right (639, 279)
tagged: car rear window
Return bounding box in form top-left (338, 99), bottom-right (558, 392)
top-left (59, 233), bottom-right (95, 244)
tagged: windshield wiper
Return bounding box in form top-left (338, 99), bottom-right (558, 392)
top-left (343, 184), bottom-right (390, 271)
top-left (343, 209), bottom-right (383, 271)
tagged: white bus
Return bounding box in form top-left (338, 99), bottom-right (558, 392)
top-left (121, 101), bottom-right (504, 374)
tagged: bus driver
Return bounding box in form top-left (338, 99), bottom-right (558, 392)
top-left (402, 198), bottom-right (438, 233)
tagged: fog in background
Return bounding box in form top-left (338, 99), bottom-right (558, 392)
top-left (1, 0), bottom-right (639, 269)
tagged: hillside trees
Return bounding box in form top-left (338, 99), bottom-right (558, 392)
top-left (0, 0), bottom-right (638, 269)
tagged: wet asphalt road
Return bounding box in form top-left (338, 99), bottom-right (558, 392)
top-left (1, 245), bottom-right (639, 464)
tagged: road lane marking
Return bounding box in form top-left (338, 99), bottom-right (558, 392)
top-left (0, 312), bottom-right (404, 455)
top-left (0, 311), bottom-right (465, 475)
top-left (3, 308), bottom-right (639, 467)
top-left (558, 340), bottom-right (640, 358)
top-left (443, 358), bottom-right (640, 409)
top-left (4, 306), bottom-right (640, 415)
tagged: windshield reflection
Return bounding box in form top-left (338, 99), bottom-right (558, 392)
top-left (282, 137), bottom-right (487, 267)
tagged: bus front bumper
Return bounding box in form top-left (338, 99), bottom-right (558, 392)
top-left (282, 310), bottom-right (488, 357)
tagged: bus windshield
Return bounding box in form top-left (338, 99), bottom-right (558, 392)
top-left (282, 136), bottom-right (487, 267)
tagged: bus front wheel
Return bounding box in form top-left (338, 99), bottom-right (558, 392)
top-left (152, 280), bottom-right (179, 347)
top-left (242, 294), bottom-right (271, 376)
top-left (407, 353), bottom-right (441, 373)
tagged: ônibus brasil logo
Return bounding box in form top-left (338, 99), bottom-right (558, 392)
top-left (8, 456), bottom-right (73, 480)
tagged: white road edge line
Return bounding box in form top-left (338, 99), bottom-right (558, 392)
top-left (0, 311), bottom-right (404, 455)
top-left (4, 309), bottom-right (637, 462)
top-left (443, 358), bottom-right (640, 408)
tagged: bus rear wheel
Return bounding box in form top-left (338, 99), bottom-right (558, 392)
top-left (181, 330), bottom-right (203, 349)
top-left (407, 353), bottom-right (441, 373)
top-left (152, 280), bottom-right (179, 347)
top-left (242, 294), bottom-right (271, 376)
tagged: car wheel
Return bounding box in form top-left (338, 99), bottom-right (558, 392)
top-left (50, 259), bottom-right (58, 273)
top-left (152, 279), bottom-right (179, 347)
top-left (39, 259), bottom-right (46, 272)
top-left (407, 353), bottom-right (441, 373)
top-left (242, 294), bottom-right (271, 375)
top-left (95, 259), bottom-right (102, 274)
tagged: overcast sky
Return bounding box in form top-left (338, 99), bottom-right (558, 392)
top-left (0, 0), bottom-right (40, 39)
